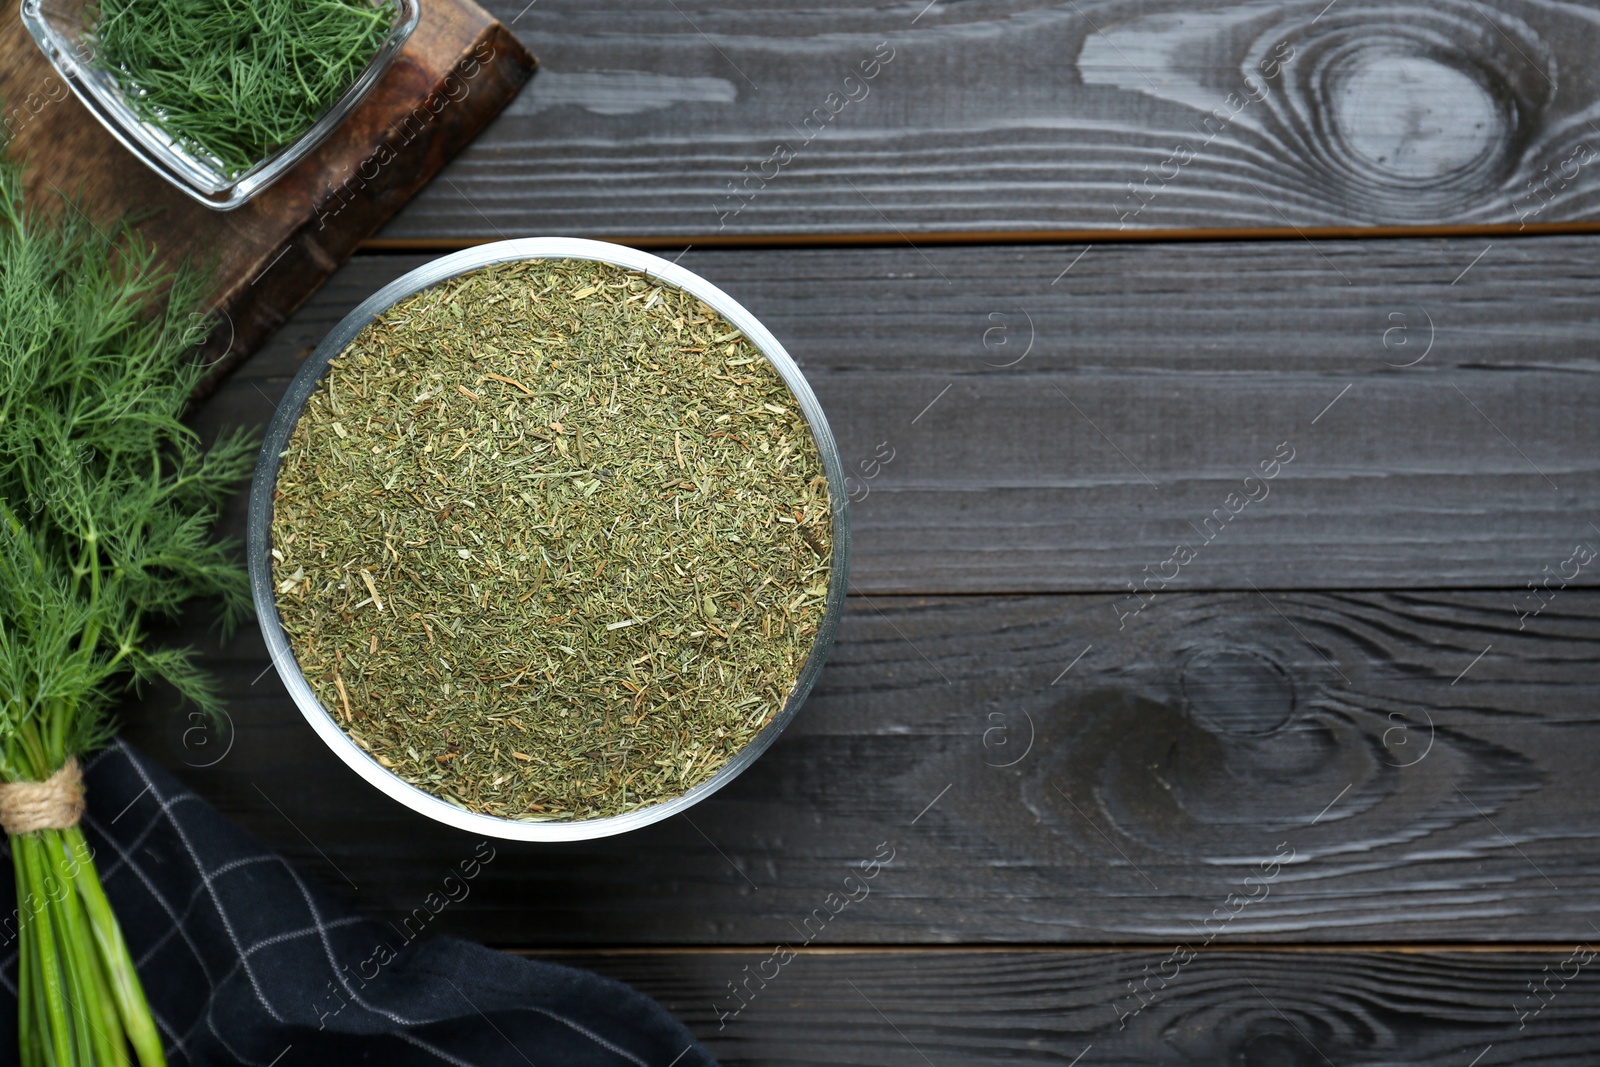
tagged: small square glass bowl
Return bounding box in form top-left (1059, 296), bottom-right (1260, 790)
top-left (20, 0), bottom-right (420, 210)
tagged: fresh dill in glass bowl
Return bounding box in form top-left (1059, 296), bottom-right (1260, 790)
top-left (21, 0), bottom-right (420, 208)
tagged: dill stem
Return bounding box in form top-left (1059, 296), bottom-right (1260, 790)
top-left (16, 853), bottom-right (40, 1065)
top-left (12, 825), bottom-right (168, 1066)
top-left (15, 723), bottom-right (50, 786)
top-left (45, 702), bottom-right (65, 785)
top-left (50, 873), bottom-right (102, 1064)
top-left (17, 836), bottom-right (73, 1065)
top-left (68, 827), bottom-right (165, 1066)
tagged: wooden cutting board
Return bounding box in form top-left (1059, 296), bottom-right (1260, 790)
top-left (0, 0), bottom-right (536, 396)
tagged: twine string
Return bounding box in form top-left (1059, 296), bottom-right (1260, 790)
top-left (0, 758), bottom-right (84, 835)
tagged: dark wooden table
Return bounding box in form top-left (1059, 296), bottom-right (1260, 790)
top-left (131, 2), bottom-right (1600, 1063)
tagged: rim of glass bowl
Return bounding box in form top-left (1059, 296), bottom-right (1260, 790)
top-left (247, 237), bottom-right (852, 842)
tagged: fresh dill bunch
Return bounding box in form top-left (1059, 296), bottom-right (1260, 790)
top-left (0, 144), bottom-right (253, 1067)
top-left (0, 153), bottom-right (255, 786)
top-left (90, 0), bottom-right (398, 177)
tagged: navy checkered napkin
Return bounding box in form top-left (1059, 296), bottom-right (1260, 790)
top-left (0, 741), bottom-right (713, 1067)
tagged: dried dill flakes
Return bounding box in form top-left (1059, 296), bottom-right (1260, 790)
top-left (272, 259), bottom-right (832, 821)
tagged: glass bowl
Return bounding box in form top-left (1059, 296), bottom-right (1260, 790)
top-left (20, 0), bottom-right (420, 210)
top-left (247, 238), bottom-right (851, 842)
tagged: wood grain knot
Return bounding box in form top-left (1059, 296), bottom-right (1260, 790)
top-left (1239, 1031), bottom-right (1323, 1067)
top-left (1260, 2), bottom-right (1554, 217)
top-left (1180, 647), bottom-right (1295, 737)
top-left (1082, 0), bottom-right (1580, 225)
top-left (1325, 45), bottom-right (1503, 181)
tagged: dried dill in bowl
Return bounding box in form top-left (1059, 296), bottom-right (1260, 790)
top-left (269, 257), bottom-right (835, 822)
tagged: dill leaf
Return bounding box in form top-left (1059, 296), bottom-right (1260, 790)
top-left (0, 152), bottom-right (254, 782)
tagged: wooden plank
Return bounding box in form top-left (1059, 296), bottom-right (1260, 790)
top-left (371, 0), bottom-right (1600, 242)
top-left (0, 0), bottom-right (536, 396)
top-left (120, 589), bottom-right (1600, 946)
top-left (222, 240), bottom-right (1600, 593)
top-left (548, 947), bottom-right (1600, 1066)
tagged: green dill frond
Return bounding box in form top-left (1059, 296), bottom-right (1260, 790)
top-left (0, 150), bottom-right (255, 781)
